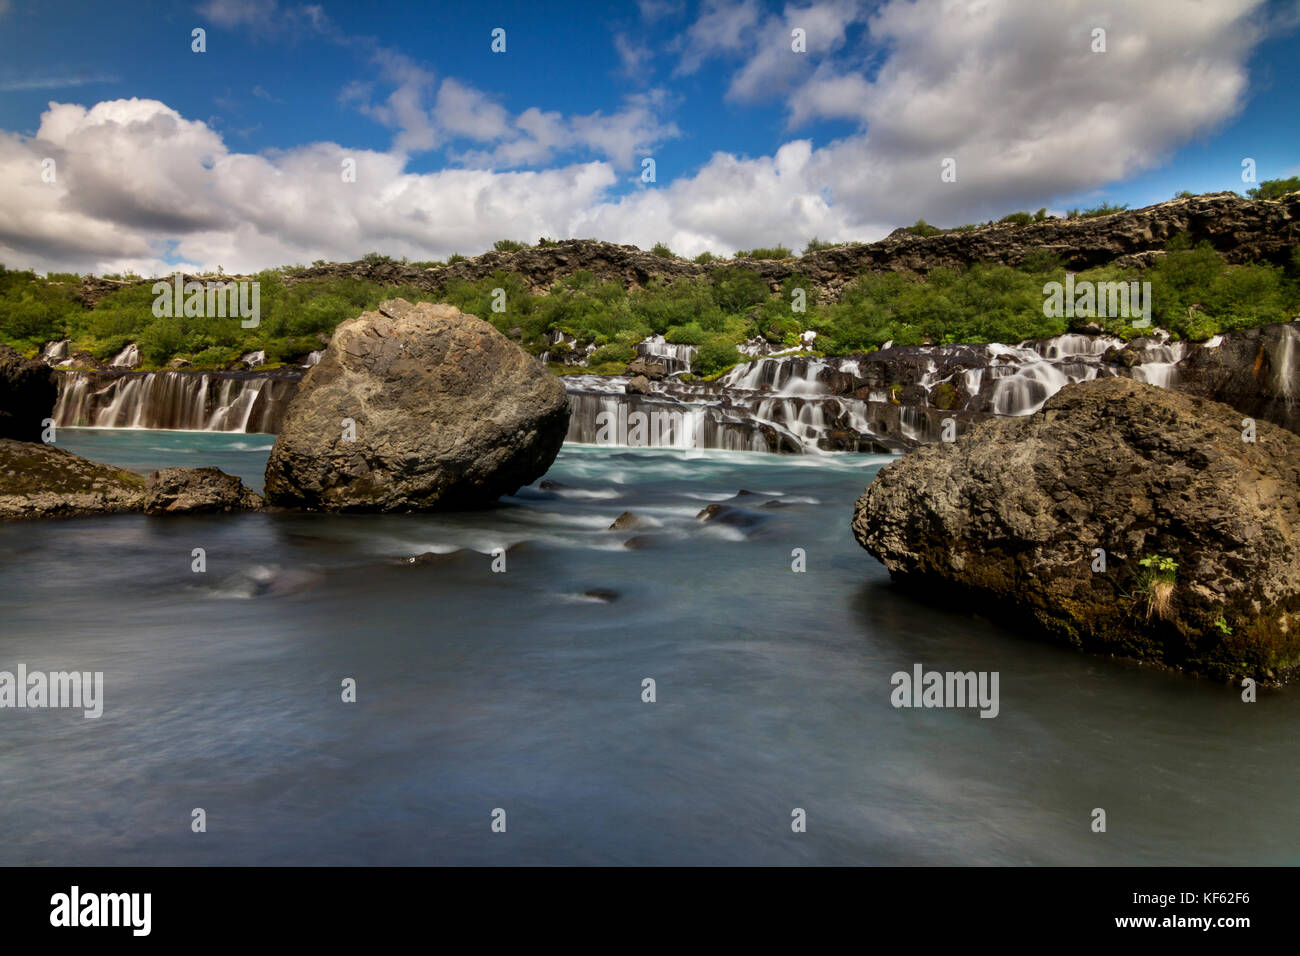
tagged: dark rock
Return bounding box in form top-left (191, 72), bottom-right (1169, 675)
top-left (608, 510), bottom-right (645, 530)
top-left (0, 438), bottom-right (146, 519)
top-left (625, 360), bottom-right (667, 380)
top-left (144, 466), bottom-right (263, 514)
top-left (0, 345), bottom-right (56, 443)
top-left (264, 299), bottom-right (570, 511)
top-left (625, 375), bottom-right (652, 395)
top-left (1171, 320), bottom-right (1299, 434)
top-left (695, 502), bottom-right (766, 529)
top-left (853, 377), bottom-right (1300, 680)
top-left (582, 588), bottom-right (619, 602)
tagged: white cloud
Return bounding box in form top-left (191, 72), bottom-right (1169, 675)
top-left (0, 0), bottom-right (1278, 275)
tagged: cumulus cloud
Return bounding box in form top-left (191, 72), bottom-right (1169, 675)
top-left (0, 0), bottom-right (1279, 275)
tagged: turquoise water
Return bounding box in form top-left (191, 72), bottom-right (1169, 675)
top-left (0, 429), bottom-right (1295, 865)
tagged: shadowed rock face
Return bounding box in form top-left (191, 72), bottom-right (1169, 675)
top-left (144, 466), bottom-right (262, 514)
top-left (0, 345), bottom-right (56, 443)
top-left (1172, 320), bottom-right (1300, 434)
top-left (853, 377), bottom-right (1300, 680)
top-left (0, 438), bottom-right (145, 519)
top-left (264, 299), bottom-right (570, 512)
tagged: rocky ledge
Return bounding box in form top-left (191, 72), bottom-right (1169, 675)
top-left (853, 377), bottom-right (1300, 681)
top-left (0, 439), bottom-right (147, 519)
top-left (0, 441), bottom-right (260, 521)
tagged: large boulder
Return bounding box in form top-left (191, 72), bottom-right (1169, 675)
top-left (0, 345), bottom-right (57, 442)
top-left (853, 378), bottom-right (1300, 680)
top-left (264, 299), bottom-right (570, 511)
top-left (0, 439), bottom-right (146, 520)
top-left (144, 466), bottom-right (263, 514)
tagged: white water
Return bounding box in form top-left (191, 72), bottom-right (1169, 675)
top-left (54, 370), bottom-right (294, 433)
top-left (110, 343), bottom-right (140, 368)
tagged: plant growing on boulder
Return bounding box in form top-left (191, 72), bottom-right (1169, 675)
top-left (650, 242), bottom-right (675, 258)
top-left (1135, 554), bottom-right (1178, 620)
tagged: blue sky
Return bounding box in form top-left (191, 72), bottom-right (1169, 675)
top-left (0, 0), bottom-right (1297, 274)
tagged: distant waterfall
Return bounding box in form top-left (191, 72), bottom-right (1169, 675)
top-left (53, 370), bottom-right (299, 433)
top-left (635, 335), bottom-right (697, 374)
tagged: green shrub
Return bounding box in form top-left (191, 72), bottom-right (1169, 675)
top-left (1079, 201), bottom-right (1128, 219)
top-left (587, 343), bottom-right (635, 366)
top-left (693, 251), bottom-right (718, 265)
top-left (907, 219), bottom-right (944, 237)
top-left (802, 237), bottom-right (837, 254)
top-left (1246, 177), bottom-right (1300, 200)
top-left (735, 246), bottom-right (791, 259)
top-left (997, 211), bottom-right (1033, 227)
top-left (650, 242), bottom-right (675, 258)
top-left (693, 336), bottom-right (742, 377)
top-left (493, 239), bottom-right (528, 253)
top-left (710, 267), bottom-right (769, 314)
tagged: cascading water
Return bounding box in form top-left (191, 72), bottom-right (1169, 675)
top-left (635, 334), bottom-right (697, 374)
top-left (110, 343), bottom-right (140, 368)
top-left (45, 327), bottom-right (1286, 452)
top-left (53, 369), bottom-right (298, 433)
top-left (1275, 323), bottom-right (1298, 404)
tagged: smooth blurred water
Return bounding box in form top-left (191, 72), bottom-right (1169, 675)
top-left (0, 429), bottom-right (1296, 865)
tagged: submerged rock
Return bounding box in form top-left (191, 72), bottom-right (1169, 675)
top-left (609, 510), bottom-right (645, 530)
top-left (144, 466), bottom-right (262, 514)
top-left (0, 439), bottom-right (145, 519)
top-left (853, 377), bottom-right (1300, 680)
top-left (0, 345), bottom-right (56, 443)
top-left (264, 299), bottom-right (570, 511)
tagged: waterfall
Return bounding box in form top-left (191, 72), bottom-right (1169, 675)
top-left (110, 343), bottom-right (140, 368)
top-left (54, 369), bottom-right (298, 433)
top-left (635, 334), bottom-right (697, 374)
top-left (42, 340), bottom-right (70, 365)
top-left (1275, 322), bottom-right (1298, 403)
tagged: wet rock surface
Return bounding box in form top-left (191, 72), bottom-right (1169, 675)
top-left (143, 466), bottom-right (263, 514)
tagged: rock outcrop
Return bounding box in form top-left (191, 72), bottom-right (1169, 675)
top-left (144, 466), bottom-right (262, 514)
top-left (264, 299), bottom-right (570, 511)
top-left (282, 191), bottom-right (1300, 301)
top-left (853, 377), bottom-right (1300, 680)
top-left (0, 439), bottom-right (146, 519)
top-left (0, 345), bottom-right (56, 443)
top-left (1172, 320), bottom-right (1299, 434)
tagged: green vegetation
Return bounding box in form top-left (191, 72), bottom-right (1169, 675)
top-left (1246, 177), bottom-right (1300, 200)
top-left (650, 242), bottom-right (676, 259)
top-left (802, 237), bottom-right (837, 254)
top-left (3, 184), bottom-right (1297, 372)
top-left (1067, 201), bottom-right (1129, 220)
top-left (492, 239), bottom-right (528, 253)
top-left (735, 246), bottom-right (792, 259)
top-left (1135, 554), bottom-right (1178, 620)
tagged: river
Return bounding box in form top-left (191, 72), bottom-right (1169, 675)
top-left (0, 429), bottom-right (1295, 865)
